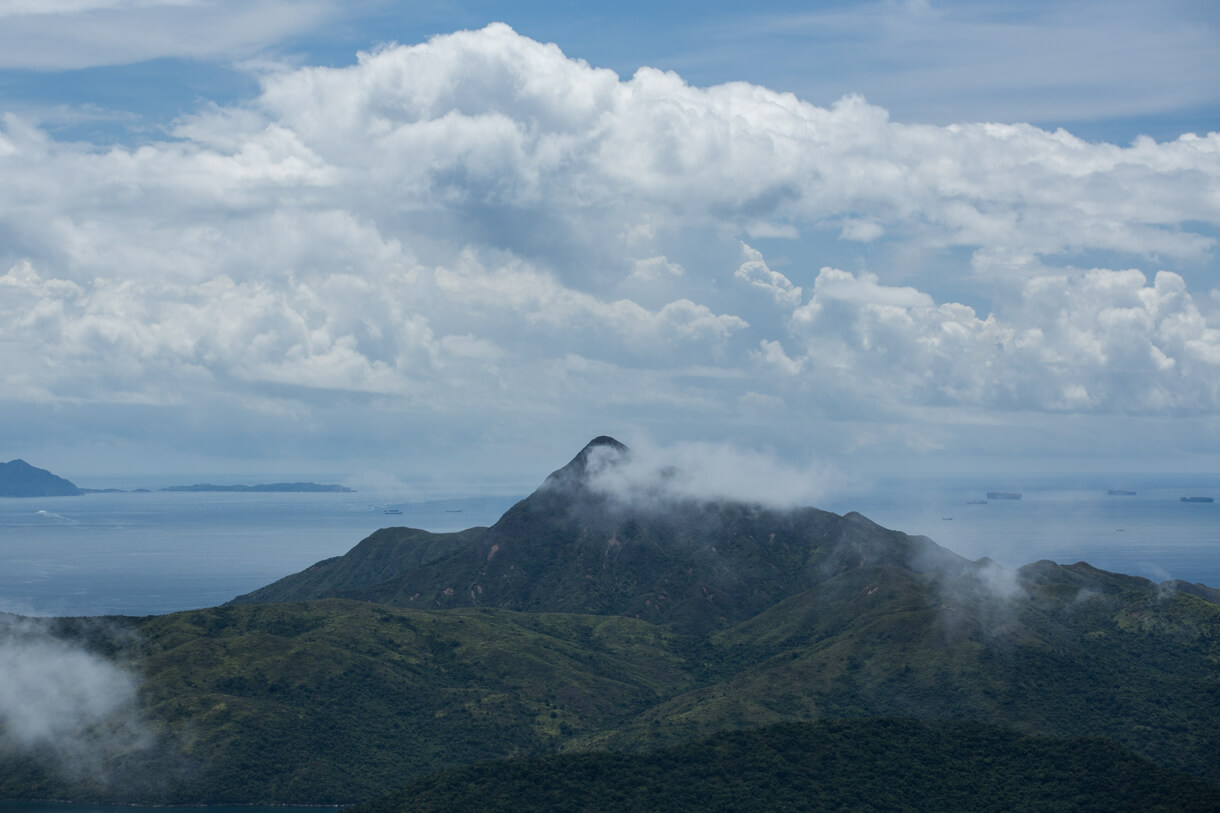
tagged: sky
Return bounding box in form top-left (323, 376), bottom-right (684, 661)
top-left (0, 0), bottom-right (1217, 491)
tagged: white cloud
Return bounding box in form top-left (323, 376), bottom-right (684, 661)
top-left (781, 265), bottom-right (1220, 414)
top-left (628, 255), bottom-right (685, 282)
top-left (581, 437), bottom-right (840, 509)
top-left (0, 0), bottom-right (337, 69)
top-left (724, 0), bottom-right (1220, 126)
top-left (839, 219), bottom-right (884, 242)
top-left (211, 27), bottom-right (1220, 262)
top-left (0, 1), bottom-right (198, 17)
top-left (0, 616), bottom-right (153, 781)
top-left (734, 242), bottom-right (802, 307)
top-left (0, 24), bottom-right (1217, 470)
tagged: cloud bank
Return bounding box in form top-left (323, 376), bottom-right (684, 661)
top-left (0, 24), bottom-right (1216, 471)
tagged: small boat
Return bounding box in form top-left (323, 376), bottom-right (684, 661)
top-left (966, 499), bottom-right (988, 505)
top-left (445, 509), bottom-right (463, 513)
top-left (986, 491), bottom-right (1022, 500)
top-left (1180, 496), bottom-right (1214, 503)
top-left (384, 508), bottom-right (403, 514)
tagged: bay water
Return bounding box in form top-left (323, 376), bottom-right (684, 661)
top-left (0, 489), bottom-right (517, 617)
top-left (818, 473), bottom-right (1219, 589)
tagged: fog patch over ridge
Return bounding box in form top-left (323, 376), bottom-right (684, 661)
top-left (581, 438), bottom-right (841, 510)
top-left (0, 614), bottom-right (156, 784)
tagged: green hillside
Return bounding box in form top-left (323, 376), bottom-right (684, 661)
top-left (3, 438), bottom-right (1218, 806)
top-left (0, 601), bottom-right (692, 804)
top-left (350, 719), bottom-right (1220, 813)
top-left (3, 564), bottom-right (1217, 805)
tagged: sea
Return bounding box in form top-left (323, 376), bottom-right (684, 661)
top-left (1, 472), bottom-right (1217, 618)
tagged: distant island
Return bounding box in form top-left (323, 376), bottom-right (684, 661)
top-left (0, 459), bottom-right (84, 497)
top-left (159, 482), bottom-right (354, 493)
top-left (0, 459), bottom-right (354, 495)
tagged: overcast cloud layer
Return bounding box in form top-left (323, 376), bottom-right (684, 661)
top-left (1, 24), bottom-right (1217, 479)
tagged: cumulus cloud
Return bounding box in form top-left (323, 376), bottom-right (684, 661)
top-left (0, 616), bottom-right (154, 782)
top-left (0, 23), bottom-right (1217, 467)
top-left (735, 243), bottom-right (802, 307)
top-left (779, 265), bottom-right (1220, 414)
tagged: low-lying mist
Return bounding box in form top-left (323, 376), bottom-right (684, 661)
top-left (580, 438), bottom-right (845, 510)
top-left (0, 615), bottom-right (156, 784)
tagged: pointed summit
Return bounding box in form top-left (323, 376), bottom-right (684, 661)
top-left (543, 436), bottom-right (629, 489)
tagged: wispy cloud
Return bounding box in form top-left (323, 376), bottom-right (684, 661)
top-left (0, 0), bottom-right (338, 69)
top-left (698, 0), bottom-right (1220, 125)
top-left (0, 1), bottom-right (201, 17)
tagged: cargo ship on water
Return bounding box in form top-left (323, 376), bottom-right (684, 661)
top-left (1180, 496), bottom-right (1214, 503)
top-left (986, 491), bottom-right (1022, 500)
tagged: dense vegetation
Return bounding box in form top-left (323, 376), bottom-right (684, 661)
top-left (2, 566), bottom-right (1217, 805)
top-left (3, 439), bottom-right (1218, 806)
top-left (350, 719), bottom-right (1220, 812)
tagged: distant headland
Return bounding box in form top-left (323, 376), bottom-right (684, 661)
top-left (159, 482), bottom-right (354, 493)
top-left (0, 458), bottom-right (353, 496)
top-left (0, 459), bottom-right (84, 497)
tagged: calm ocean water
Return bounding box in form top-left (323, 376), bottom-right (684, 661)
top-left (0, 474), bottom-right (1216, 618)
top-left (818, 473), bottom-right (1220, 589)
top-left (0, 490), bottom-right (518, 617)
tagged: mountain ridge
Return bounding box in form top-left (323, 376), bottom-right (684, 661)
top-left (230, 436), bottom-right (976, 631)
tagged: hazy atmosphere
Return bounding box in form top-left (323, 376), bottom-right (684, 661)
top-left (1, 0), bottom-right (1217, 489)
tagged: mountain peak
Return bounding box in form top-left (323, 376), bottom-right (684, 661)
top-left (543, 436), bottom-right (629, 488)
